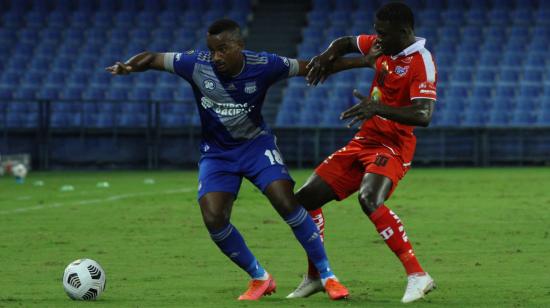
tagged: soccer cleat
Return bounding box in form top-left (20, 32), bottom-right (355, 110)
top-left (286, 275), bottom-right (324, 298)
top-left (401, 272), bottom-right (435, 303)
top-left (237, 274), bottom-right (276, 300)
top-left (324, 278), bottom-right (349, 300)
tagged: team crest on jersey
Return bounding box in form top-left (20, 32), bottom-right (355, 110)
top-left (175, 53), bottom-right (182, 61)
top-left (244, 81), bottom-right (257, 94)
top-left (203, 79), bottom-right (216, 90)
top-left (394, 65), bottom-right (409, 76)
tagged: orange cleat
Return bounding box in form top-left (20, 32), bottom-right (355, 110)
top-left (324, 278), bottom-right (349, 300)
top-left (237, 274), bottom-right (276, 300)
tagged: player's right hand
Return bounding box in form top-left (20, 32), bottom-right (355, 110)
top-left (306, 51), bottom-right (337, 86)
top-left (105, 62), bottom-right (133, 75)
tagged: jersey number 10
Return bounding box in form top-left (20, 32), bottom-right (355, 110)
top-left (264, 149), bottom-right (284, 165)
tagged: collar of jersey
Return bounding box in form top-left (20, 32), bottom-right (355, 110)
top-left (230, 53), bottom-right (246, 78)
top-left (391, 37), bottom-right (426, 60)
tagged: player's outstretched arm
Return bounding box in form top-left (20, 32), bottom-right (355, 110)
top-left (306, 36), bottom-right (361, 85)
top-left (340, 90), bottom-right (434, 128)
top-left (105, 52), bottom-right (166, 75)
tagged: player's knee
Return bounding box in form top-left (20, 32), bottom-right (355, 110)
top-left (358, 187), bottom-right (383, 216)
top-left (272, 198), bottom-right (298, 217)
top-left (201, 208), bottom-right (230, 231)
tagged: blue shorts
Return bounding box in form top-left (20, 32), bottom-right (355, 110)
top-left (197, 134), bottom-right (294, 200)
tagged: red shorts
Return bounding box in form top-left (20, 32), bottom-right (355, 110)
top-left (315, 138), bottom-right (410, 201)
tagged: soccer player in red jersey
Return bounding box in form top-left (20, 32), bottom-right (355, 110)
top-left (287, 2), bottom-right (437, 303)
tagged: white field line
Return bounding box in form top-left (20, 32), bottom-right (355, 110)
top-left (0, 188), bottom-right (193, 215)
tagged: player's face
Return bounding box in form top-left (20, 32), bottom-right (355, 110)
top-left (374, 19), bottom-right (407, 56)
top-left (207, 32), bottom-right (244, 76)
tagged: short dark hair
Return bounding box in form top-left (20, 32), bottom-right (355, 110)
top-left (376, 2), bottom-right (415, 30)
top-left (208, 19), bottom-right (241, 36)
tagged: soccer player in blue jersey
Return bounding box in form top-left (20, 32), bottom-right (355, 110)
top-left (106, 19), bottom-right (370, 301)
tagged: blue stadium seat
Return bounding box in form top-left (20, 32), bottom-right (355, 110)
top-left (70, 11), bottom-right (91, 28)
top-left (499, 69), bottom-right (519, 84)
top-left (129, 88), bottom-right (151, 101)
top-left (487, 9), bottom-right (510, 25)
top-left (37, 87), bottom-right (60, 100)
top-left (524, 52), bottom-right (547, 69)
top-left (486, 110), bottom-right (509, 127)
top-left (439, 111), bottom-right (461, 126)
top-left (118, 114), bottom-right (148, 127)
top-left (461, 25), bottom-right (483, 42)
top-left (462, 112), bottom-right (486, 127)
top-left (47, 10), bottom-right (68, 28)
top-left (451, 69), bottom-right (473, 84)
top-left (0, 72), bottom-right (20, 88)
top-left (471, 85), bottom-right (492, 99)
top-left (474, 69), bottom-right (496, 85)
top-left (510, 111), bottom-right (536, 126)
top-left (494, 85), bottom-right (515, 98)
top-left (25, 10), bottom-right (46, 28)
top-left (510, 9), bottom-right (532, 25)
top-left (83, 87), bottom-right (106, 100)
top-left (536, 109), bottom-right (550, 126)
top-left (61, 87), bottom-right (84, 100)
top-left (522, 70), bottom-right (543, 84)
top-left (517, 84), bottom-right (541, 99)
top-left (152, 88), bottom-right (175, 102)
top-left (140, 0), bottom-right (161, 11)
top-left (464, 9), bottom-right (486, 25)
top-left (50, 112), bottom-right (82, 128)
top-left (2, 12), bottom-right (25, 28)
top-left (534, 10), bottom-right (550, 25)
top-left (106, 88), bottom-right (128, 101)
top-left (84, 113), bottom-right (115, 128)
top-left (440, 10), bottom-right (464, 26)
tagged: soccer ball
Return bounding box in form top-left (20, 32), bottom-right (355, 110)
top-left (11, 163), bottom-right (27, 179)
top-left (62, 259), bottom-right (106, 300)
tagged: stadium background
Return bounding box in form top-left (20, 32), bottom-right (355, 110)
top-left (1, 0), bottom-right (549, 169)
top-left (1, 1), bottom-right (550, 306)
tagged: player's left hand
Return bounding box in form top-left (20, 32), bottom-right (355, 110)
top-left (340, 89), bottom-right (379, 128)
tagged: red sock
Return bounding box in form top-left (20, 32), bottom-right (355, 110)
top-left (306, 208), bottom-right (325, 278)
top-left (369, 205), bottom-right (424, 275)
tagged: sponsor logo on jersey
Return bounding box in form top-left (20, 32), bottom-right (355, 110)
top-left (395, 65), bottom-right (409, 76)
top-left (200, 96), bottom-right (253, 116)
top-left (420, 89), bottom-right (437, 95)
top-left (203, 79), bottom-right (215, 90)
top-left (400, 56), bottom-right (413, 64)
top-left (185, 50), bottom-right (194, 55)
top-left (244, 81), bottom-right (257, 94)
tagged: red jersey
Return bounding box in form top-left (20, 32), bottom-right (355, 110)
top-left (355, 34), bottom-right (437, 164)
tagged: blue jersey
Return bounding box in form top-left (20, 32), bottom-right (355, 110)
top-left (164, 50), bottom-right (299, 153)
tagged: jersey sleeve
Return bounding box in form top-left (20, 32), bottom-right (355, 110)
top-left (264, 53), bottom-right (300, 85)
top-left (410, 53), bottom-right (437, 101)
top-left (356, 34), bottom-right (377, 55)
top-left (163, 51), bottom-right (197, 80)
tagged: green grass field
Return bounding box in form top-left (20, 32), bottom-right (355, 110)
top-left (1, 168), bottom-right (549, 307)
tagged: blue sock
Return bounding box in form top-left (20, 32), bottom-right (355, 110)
top-left (209, 224), bottom-right (266, 279)
top-left (284, 207), bottom-right (335, 280)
